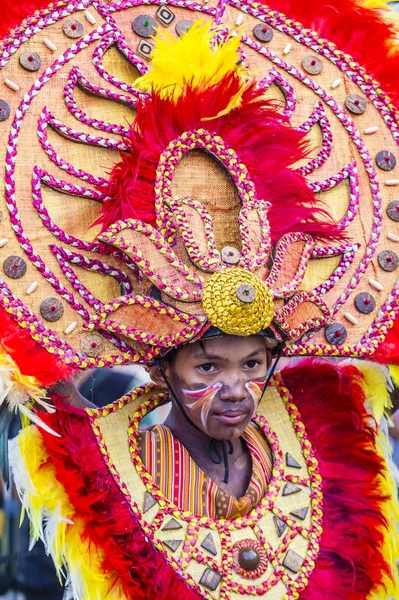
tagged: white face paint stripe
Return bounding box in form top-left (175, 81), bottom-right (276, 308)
top-left (182, 382), bottom-right (223, 398)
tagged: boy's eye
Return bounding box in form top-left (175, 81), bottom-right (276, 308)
top-left (246, 360), bottom-right (260, 369)
top-left (198, 363), bottom-right (216, 373)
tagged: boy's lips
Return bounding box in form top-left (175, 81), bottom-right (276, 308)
top-left (214, 411), bottom-right (247, 424)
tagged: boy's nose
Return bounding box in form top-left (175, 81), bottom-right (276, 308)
top-left (218, 379), bottom-right (247, 402)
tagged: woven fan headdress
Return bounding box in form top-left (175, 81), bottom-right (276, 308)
top-left (0, 0), bottom-right (399, 410)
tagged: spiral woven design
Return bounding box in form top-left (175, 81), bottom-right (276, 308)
top-left (201, 267), bottom-right (274, 336)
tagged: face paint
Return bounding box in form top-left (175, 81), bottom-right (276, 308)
top-left (245, 380), bottom-right (267, 415)
top-left (182, 382), bottom-right (223, 428)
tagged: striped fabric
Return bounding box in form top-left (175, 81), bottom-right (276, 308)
top-left (138, 422), bottom-right (272, 519)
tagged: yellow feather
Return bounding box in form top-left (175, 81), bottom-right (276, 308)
top-left (369, 432), bottom-right (399, 599)
top-left (389, 364), bottom-right (399, 388)
top-left (355, 362), bottom-right (392, 422)
top-left (13, 427), bottom-right (128, 600)
top-left (134, 20), bottom-right (246, 116)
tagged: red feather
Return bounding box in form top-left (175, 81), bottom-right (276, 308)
top-left (282, 360), bottom-right (392, 599)
top-left (98, 76), bottom-right (342, 243)
top-left (0, 305), bottom-right (75, 386)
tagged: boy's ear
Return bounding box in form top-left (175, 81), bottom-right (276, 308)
top-left (149, 363), bottom-right (168, 388)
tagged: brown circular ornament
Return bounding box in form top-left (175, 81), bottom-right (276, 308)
top-left (345, 94), bottom-right (367, 114)
top-left (387, 200), bottom-right (399, 222)
top-left (302, 56), bottom-right (323, 75)
top-left (233, 539), bottom-right (268, 580)
top-left (378, 250), bottom-right (399, 272)
top-left (236, 283), bottom-right (256, 303)
top-left (81, 333), bottom-right (105, 357)
top-left (40, 297), bottom-right (64, 322)
top-left (175, 19), bottom-right (193, 37)
top-left (354, 292), bottom-right (376, 314)
top-left (19, 51), bottom-right (42, 72)
top-left (3, 256), bottom-right (27, 279)
top-left (132, 15), bottom-right (157, 38)
top-left (238, 547), bottom-right (260, 570)
top-left (63, 19), bottom-right (84, 39)
top-left (221, 246), bottom-right (241, 265)
top-left (0, 100), bottom-right (11, 122)
top-left (253, 24), bottom-right (273, 42)
top-left (325, 323), bottom-right (347, 345)
top-left (376, 150), bottom-right (397, 172)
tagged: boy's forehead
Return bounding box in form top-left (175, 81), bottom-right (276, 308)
top-left (180, 335), bottom-right (267, 359)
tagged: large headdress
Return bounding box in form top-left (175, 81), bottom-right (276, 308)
top-left (0, 0), bottom-right (399, 390)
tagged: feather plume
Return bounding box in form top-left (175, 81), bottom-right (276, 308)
top-left (10, 426), bottom-right (126, 600)
top-left (282, 360), bottom-right (399, 599)
top-left (135, 20), bottom-right (245, 113)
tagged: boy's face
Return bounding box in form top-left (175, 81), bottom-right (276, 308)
top-left (151, 335), bottom-right (271, 440)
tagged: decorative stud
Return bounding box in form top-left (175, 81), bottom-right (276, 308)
top-left (375, 150), bottom-right (397, 172)
top-left (201, 533), bottom-right (217, 556)
top-left (282, 482), bottom-right (301, 496)
top-left (175, 20), bottom-right (193, 37)
top-left (5, 79), bottom-right (20, 92)
top-left (0, 238), bottom-right (8, 248)
top-left (43, 38), bottom-right (57, 52)
top-left (81, 333), bottom-right (105, 357)
top-left (283, 549), bottom-right (304, 573)
top-left (19, 51), bottom-right (42, 72)
top-left (344, 312), bottom-right (358, 325)
top-left (330, 78), bottom-right (342, 89)
top-left (238, 546), bottom-right (260, 570)
top-left (137, 39), bottom-right (155, 60)
top-left (286, 452), bottom-right (301, 469)
top-left (62, 19), bottom-right (84, 39)
top-left (221, 246), bottom-right (241, 264)
top-left (0, 100), bottom-right (11, 121)
top-left (325, 323), bottom-right (347, 345)
top-left (369, 278), bottom-right (384, 292)
top-left (282, 42), bottom-right (292, 55)
top-left (132, 15), bottom-right (157, 38)
top-left (26, 281), bottom-right (38, 295)
top-left (40, 297), bottom-right (64, 322)
top-left (290, 507), bottom-right (309, 521)
top-left (199, 568), bottom-right (222, 591)
top-left (64, 321), bottom-right (77, 335)
top-left (388, 232), bottom-right (399, 242)
top-left (378, 250), bottom-right (398, 272)
top-left (302, 56), bottom-right (323, 75)
top-left (156, 5), bottom-right (175, 26)
top-left (84, 10), bottom-right (96, 25)
top-left (162, 517), bottom-right (183, 531)
top-left (386, 200), bottom-right (399, 222)
top-left (236, 283), bottom-right (256, 303)
top-left (345, 94), bottom-right (367, 114)
top-left (253, 24), bottom-right (273, 42)
top-left (3, 256), bottom-right (27, 279)
top-left (163, 539), bottom-right (182, 552)
top-left (274, 516), bottom-right (288, 537)
top-left (364, 126), bottom-right (379, 134)
top-left (232, 539), bottom-right (268, 579)
top-left (143, 491), bottom-right (157, 513)
top-left (355, 292), bottom-right (376, 314)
